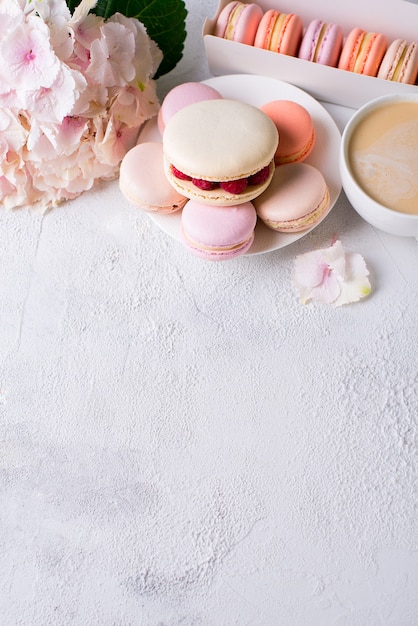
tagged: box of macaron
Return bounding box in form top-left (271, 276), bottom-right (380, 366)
top-left (119, 0), bottom-right (418, 258)
top-left (203, 0), bottom-right (418, 108)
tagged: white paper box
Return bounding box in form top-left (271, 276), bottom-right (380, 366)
top-left (203, 0), bottom-right (418, 108)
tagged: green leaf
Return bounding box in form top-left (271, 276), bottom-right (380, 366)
top-left (66, 0), bottom-right (79, 12)
top-left (66, 0), bottom-right (188, 78)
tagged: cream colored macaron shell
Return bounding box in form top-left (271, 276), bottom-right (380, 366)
top-left (163, 99), bottom-right (278, 205)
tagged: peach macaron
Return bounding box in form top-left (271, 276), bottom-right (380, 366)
top-left (260, 100), bottom-right (316, 165)
top-left (254, 9), bottom-right (303, 56)
top-left (338, 28), bottom-right (387, 76)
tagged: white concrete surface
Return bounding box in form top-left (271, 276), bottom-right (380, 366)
top-left (1, 1), bottom-right (417, 624)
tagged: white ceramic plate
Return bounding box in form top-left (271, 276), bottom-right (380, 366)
top-left (150, 74), bottom-right (342, 255)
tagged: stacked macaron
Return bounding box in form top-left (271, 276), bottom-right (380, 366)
top-left (252, 99), bottom-right (329, 233)
top-left (119, 81), bottom-right (332, 259)
top-left (163, 97), bottom-right (278, 259)
top-left (163, 98), bottom-right (278, 206)
top-left (213, 2), bottom-right (418, 84)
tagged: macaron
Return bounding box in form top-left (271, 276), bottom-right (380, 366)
top-left (338, 28), bottom-right (387, 76)
top-left (163, 99), bottom-right (278, 206)
top-left (253, 163), bottom-right (330, 232)
top-left (181, 200), bottom-right (257, 260)
top-left (119, 142), bottom-right (187, 214)
top-left (254, 9), bottom-right (303, 56)
top-left (260, 100), bottom-right (315, 165)
top-left (214, 1), bottom-right (263, 45)
top-left (377, 39), bottom-right (418, 85)
top-left (157, 82), bottom-right (223, 135)
top-left (298, 19), bottom-right (344, 67)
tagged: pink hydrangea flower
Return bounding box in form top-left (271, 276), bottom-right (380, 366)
top-left (0, 0), bottom-right (161, 212)
top-left (292, 239), bottom-right (371, 306)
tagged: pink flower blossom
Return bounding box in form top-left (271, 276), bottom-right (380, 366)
top-left (94, 115), bottom-right (140, 167)
top-left (0, 109), bottom-right (27, 156)
top-left (70, 82), bottom-right (108, 117)
top-left (292, 239), bottom-right (371, 306)
top-left (25, 0), bottom-right (73, 60)
top-left (2, 20), bottom-right (60, 90)
top-left (109, 81), bottom-right (159, 127)
top-left (86, 22), bottom-right (136, 87)
top-left (109, 13), bottom-right (163, 86)
top-left (25, 0), bottom-right (71, 24)
top-left (69, 13), bottom-right (103, 67)
top-left (58, 116), bottom-right (90, 152)
top-left (0, 149), bottom-right (30, 210)
top-left (0, 1), bottom-right (23, 19)
top-left (25, 64), bottom-right (86, 123)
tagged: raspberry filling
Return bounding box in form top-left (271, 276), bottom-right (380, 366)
top-left (171, 164), bottom-right (271, 194)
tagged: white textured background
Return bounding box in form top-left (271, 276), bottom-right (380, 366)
top-left (1, 1), bottom-right (417, 625)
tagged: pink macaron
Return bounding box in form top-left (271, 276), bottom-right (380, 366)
top-left (298, 19), bottom-right (344, 67)
top-left (214, 1), bottom-right (263, 45)
top-left (181, 200), bottom-right (257, 260)
top-left (254, 9), bottom-right (303, 56)
top-left (377, 39), bottom-right (418, 84)
top-left (157, 82), bottom-right (223, 135)
top-left (253, 163), bottom-right (330, 232)
top-left (119, 142), bottom-right (187, 214)
top-left (338, 28), bottom-right (387, 76)
top-left (260, 100), bottom-right (315, 165)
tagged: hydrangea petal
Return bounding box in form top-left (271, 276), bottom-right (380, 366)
top-left (24, 65), bottom-right (85, 123)
top-left (297, 269), bottom-right (342, 305)
top-left (2, 21), bottom-right (60, 90)
top-left (86, 22), bottom-right (136, 87)
top-left (0, 109), bottom-right (27, 153)
top-left (292, 240), bottom-right (371, 306)
top-left (109, 13), bottom-right (163, 83)
top-left (94, 116), bottom-right (140, 167)
top-left (333, 252), bottom-right (371, 307)
top-left (68, 0), bottom-right (98, 25)
top-left (322, 239), bottom-right (346, 277)
top-left (292, 250), bottom-right (329, 288)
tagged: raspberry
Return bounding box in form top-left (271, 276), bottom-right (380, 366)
top-left (248, 165), bottom-right (270, 186)
top-left (171, 165), bottom-right (191, 180)
top-left (220, 178), bottom-right (248, 194)
top-left (192, 178), bottom-right (216, 190)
